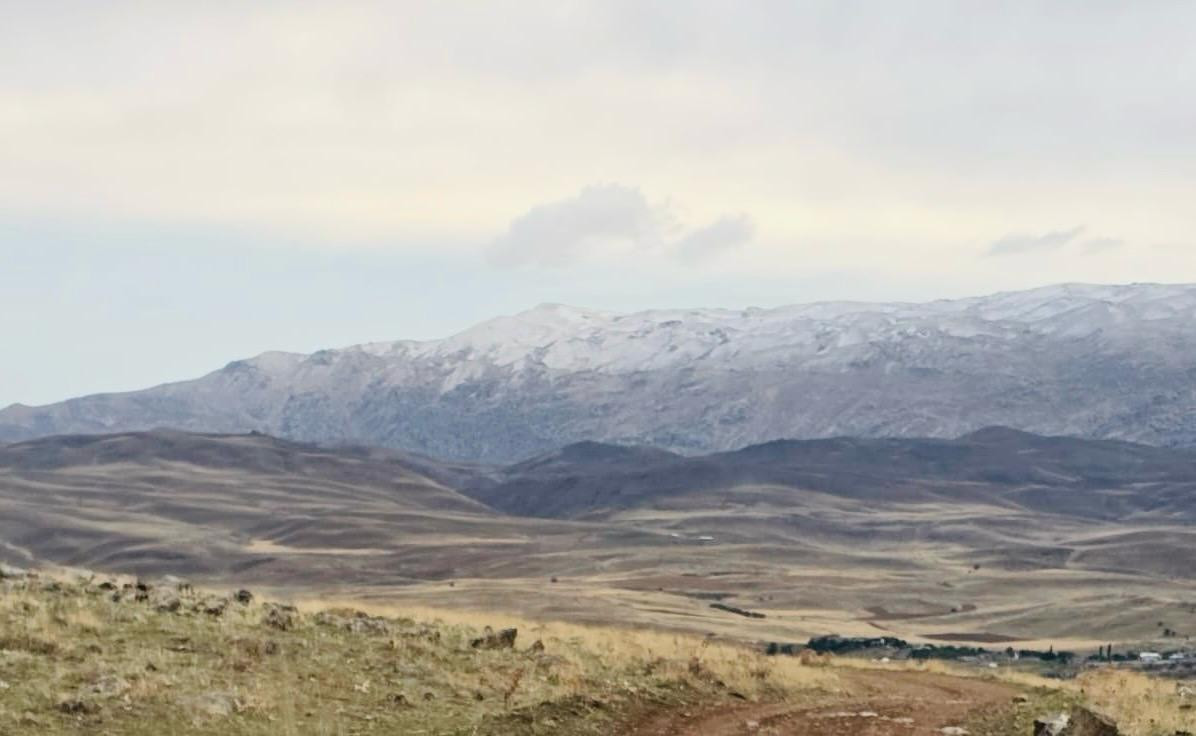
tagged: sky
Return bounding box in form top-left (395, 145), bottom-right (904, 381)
top-left (3, 1), bottom-right (1196, 407)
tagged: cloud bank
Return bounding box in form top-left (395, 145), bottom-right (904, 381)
top-left (987, 227), bottom-right (1128, 257)
top-left (489, 185), bottom-right (753, 268)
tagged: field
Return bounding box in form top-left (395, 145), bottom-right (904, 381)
top-left (1, 571), bottom-right (1194, 735)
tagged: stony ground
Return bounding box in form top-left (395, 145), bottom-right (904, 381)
top-left (0, 570), bottom-right (814, 735)
top-left (2, 568), bottom-right (1191, 735)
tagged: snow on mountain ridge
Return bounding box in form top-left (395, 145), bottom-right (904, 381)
top-left (314, 283), bottom-right (1196, 379)
top-left (5, 283), bottom-right (1196, 462)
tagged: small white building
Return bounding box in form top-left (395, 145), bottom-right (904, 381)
top-left (1139, 651), bottom-right (1162, 662)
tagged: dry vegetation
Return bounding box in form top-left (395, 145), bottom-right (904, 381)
top-left (0, 572), bottom-right (836, 735)
top-left (2, 571), bottom-right (1194, 735)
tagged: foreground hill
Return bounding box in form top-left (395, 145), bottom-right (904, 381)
top-left (6, 283), bottom-right (1196, 461)
top-left (0, 570), bottom-right (1187, 736)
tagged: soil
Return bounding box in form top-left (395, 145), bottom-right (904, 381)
top-left (623, 669), bottom-right (1018, 736)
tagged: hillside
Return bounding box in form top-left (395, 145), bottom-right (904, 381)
top-left (469, 427), bottom-right (1196, 520)
top-left (6, 283), bottom-right (1196, 462)
top-left (1, 569), bottom-right (1190, 736)
top-left (5, 429), bottom-right (1196, 648)
top-left (0, 430), bottom-right (605, 585)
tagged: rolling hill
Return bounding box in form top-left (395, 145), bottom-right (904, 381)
top-left (4, 428), bottom-right (1196, 646)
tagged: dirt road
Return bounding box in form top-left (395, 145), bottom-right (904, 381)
top-left (625, 669), bottom-right (1018, 736)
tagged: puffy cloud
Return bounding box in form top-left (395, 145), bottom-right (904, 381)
top-left (488, 185), bottom-right (753, 267)
top-left (675, 214), bottom-right (755, 263)
top-left (987, 226), bottom-right (1085, 256)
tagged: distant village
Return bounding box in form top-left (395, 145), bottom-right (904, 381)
top-left (763, 635), bottom-right (1196, 677)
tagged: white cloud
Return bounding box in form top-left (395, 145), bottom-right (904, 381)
top-left (987, 227), bottom-right (1085, 256)
top-left (488, 185), bottom-right (754, 268)
top-left (675, 214), bottom-right (754, 263)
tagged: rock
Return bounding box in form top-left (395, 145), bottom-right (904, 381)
top-left (387, 693), bottom-right (409, 707)
top-left (1013, 694), bottom-right (1031, 704)
top-left (745, 720), bottom-right (760, 731)
top-left (150, 589), bottom-right (181, 613)
top-left (471, 627), bottom-right (518, 650)
top-left (527, 639), bottom-right (545, 654)
top-left (313, 610), bottom-right (390, 635)
top-left (1035, 714), bottom-right (1071, 736)
top-left (941, 727), bottom-right (969, 736)
top-left (347, 616), bottom-right (389, 635)
top-left (262, 603), bottom-right (297, 631)
top-left (233, 589), bottom-right (254, 605)
top-left (1065, 706), bottom-right (1118, 736)
top-left (157, 575), bottom-right (192, 593)
top-left (179, 691), bottom-right (239, 718)
top-left (57, 697), bottom-right (100, 714)
top-left (0, 563), bottom-right (28, 579)
top-left (197, 596), bottom-right (228, 617)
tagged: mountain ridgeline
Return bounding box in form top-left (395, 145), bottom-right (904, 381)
top-left (5, 283), bottom-right (1196, 463)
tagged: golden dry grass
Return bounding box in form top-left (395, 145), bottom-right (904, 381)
top-left (0, 575), bottom-right (838, 736)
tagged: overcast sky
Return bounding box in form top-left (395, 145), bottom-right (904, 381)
top-left (3, 1), bottom-right (1196, 406)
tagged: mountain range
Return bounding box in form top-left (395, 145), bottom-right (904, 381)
top-left (4, 282), bottom-right (1196, 462)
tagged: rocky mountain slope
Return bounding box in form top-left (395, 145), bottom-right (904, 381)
top-left (5, 283), bottom-right (1196, 462)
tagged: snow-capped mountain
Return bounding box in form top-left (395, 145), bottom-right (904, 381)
top-left (4, 283), bottom-right (1196, 462)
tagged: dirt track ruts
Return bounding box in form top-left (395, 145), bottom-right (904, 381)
top-left (623, 669), bottom-right (1017, 736)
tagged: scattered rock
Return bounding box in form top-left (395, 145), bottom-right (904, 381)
top-left (150, 588), bottom-right (181, 613)
top-left (57, 697), bottom-right (100, 715)
top-left (745, 720), bottom-right (760, 731)
top-left (157, 575), bottom-right (192, 593)
top-left (0, 563), bottom-right (28, 579)
top-left (313, 610), bottom-right (390, 635)
top-left (941, 727), bottom-right (968, 736)
top-left (1065, 706), bottom-right (1118, 736)
top-left (1035, 714), bottom-right (1071, 736)
top-left (262, 603), bottom-right (297, 631)
top-left (471, 626), bottom-right (518, 650)
top-left (197, 595), bottom-right (228, 617)
top-left (179, 691), bottom-right (239, 719)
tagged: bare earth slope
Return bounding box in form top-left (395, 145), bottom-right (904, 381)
top-left (0, 430), bottom-right (633, 585)
top-left (6, 283), bottom-right (1196, 462)
top-left (4, 429), bottom-right (1196, 647)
